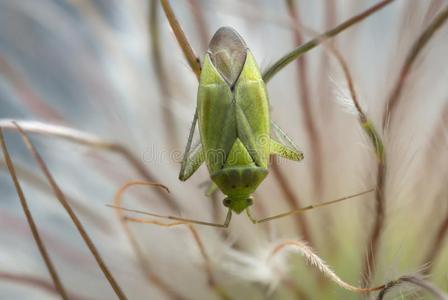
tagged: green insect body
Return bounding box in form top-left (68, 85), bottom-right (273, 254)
top-left (179, 27), bottom-right (303, 216)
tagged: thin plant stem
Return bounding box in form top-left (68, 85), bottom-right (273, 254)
top-left (422, 202), bottom-right (448, 273)
top-left (285, 0), bottom-right (324, 200)
top-left (187, 0), bottom-right (210, 52)
top-left (262, 0), bottom-right (396, 82)
top-left (327, 47), bottom-right (386, 286)
top-left (330, 49), bottom-right (366, 121)
top-left (317, 0), bottom-right (337, 119)
top-left (361, 162), bottom-right (386, 287)
top-left (421, 103), bottom-right (448, 272)
top-left (0, 119), bottom-right (177, 210)
top-left (268, 240), bottom-right (386, 293)
top-left (270, 160), bottom-right (313, 246)
top-left (149, 0), bottom-right (180, 149)
top-left (12, 122), bottom-right (127, 300)
top-left (159, 0), bottom-right (203, 187)
top-left (0, 128), bottom-right (69, 300)
top-left (187, 225), bottom-right (232, 300)
top-left (252, 193), bottom-right (273, 238)
top-left (328, 47), bottom-right (384, 161)
top-left (113, 180), bottom-right (186, 300)
top-left (0, 159), bottom-right (111, 234)
top-left (376, 275), bottom-right (448, 300)
top-left (160, 0), bottom-right (201, 79)
top-left (423, 0), bottom-right (446, 26)
top-left (113, 181), bottom-right (230, 299)
top-left (0, 271), bottom-right (89, 300)
top-left (382, 5), bottom-right (448, 130)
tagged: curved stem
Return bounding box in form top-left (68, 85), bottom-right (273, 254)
top-left (269, 240), bottom-right (385, 293)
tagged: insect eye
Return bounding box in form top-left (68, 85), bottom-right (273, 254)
top-left (246, 198), bottom-right (253, 205)
top-left (223, 198), bottom-right (232, 207)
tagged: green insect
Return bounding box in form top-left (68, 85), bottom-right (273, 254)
top-left (113, 26), bottom-right (373, 229)
top-left (178, 27), bottom-right (304, 220)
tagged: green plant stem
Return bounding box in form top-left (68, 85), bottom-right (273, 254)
top-left (263, 0), bottom-right (396, 82)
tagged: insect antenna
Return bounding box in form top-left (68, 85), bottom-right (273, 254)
top-left (110, 180), bottom-right (232, 227)
top-left (246, 188), bottom-right (375, 224)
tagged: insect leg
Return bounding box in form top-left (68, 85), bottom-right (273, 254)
top-left (111, 205), bottom-right (233, 229)
top-left (246, 189), bottom-right (374, 224)
top-left (205, 181), bottom-right (218, 197)
top-left (179, 116), bottom-right (205, 181)
top-left (270, 139), bottom-right (304, 161)
top-left (270, 120), bottom-right (304, 161)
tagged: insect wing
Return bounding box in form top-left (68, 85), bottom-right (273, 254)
top-left (198, 55), bottom-right (236, 174)
top-left (234, 51), bottom-right (271, 168)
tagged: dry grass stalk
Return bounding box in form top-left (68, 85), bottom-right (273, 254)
top-left (262, 0), bottom-right (397, 82)
top-left (382, 5), bottom-right (448, 130)
top-left (376, 275), bottom-right (448, 300)
top-left (0, 271), bottom-right (89, 300)
top-left (269, 240), bottom-right (386, 293)
top-left (113, 180), bottom-right (185, 299)
top-left (285, 0), bottom-right (325, 202)
top-left (326, 46), bottom-right (386, 287)
top-left (0, 119), bottom-right (177, 210)
top-left (0, 128), bottom-right (69, 299)
top-left (148, 0), bottom-right (180, 149)
top-left (12, 122), bottom-right (128, 300)
top-left (160, 0), bottom-right (201, 79)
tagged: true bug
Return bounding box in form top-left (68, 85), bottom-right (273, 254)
top-left (114, 26), bottom-right (374, 228)
top-left (180, 27), bottom-right (304, 212)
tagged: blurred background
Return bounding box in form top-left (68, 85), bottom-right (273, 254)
top-left (0, 0), bottom-right (447, 299)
